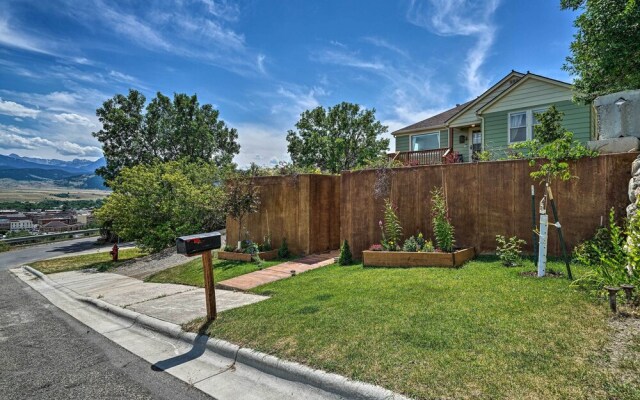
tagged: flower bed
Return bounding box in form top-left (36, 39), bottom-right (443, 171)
top-left (362, 247), bottom-right (475, 268)
top-left (218, 249), bottom-right (279, 262)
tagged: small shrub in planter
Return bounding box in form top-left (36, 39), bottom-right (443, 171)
top-left (338, 240), bottom-right (353, 266)
top-left (421, 239), bottom-right (435, 252)
top-left (278, 238), bottom-right (290, 259)
top-left (496, 235), bottom-right (526, 267)
top-left (431, 187), bottom-right (455, 252)
top-left (223, 244), bottom-right (235, 252)
top-left (369, 244), bottom-right (383, 251)
top-left (403, 236), bottom-right (419, 252)
top-left (380, 199), bottom-right (402, 251)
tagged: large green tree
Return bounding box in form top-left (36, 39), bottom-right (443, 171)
top-left (286, 102), bottom-right (390, 173)
top-left (94, 90), bottom-right (240, 183)
top-left (562, 0), bottom-right (640, 102)
top-left (95, 160), bottom-right (228, 252)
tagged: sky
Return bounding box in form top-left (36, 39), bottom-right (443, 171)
top-left (0, 0), bottom-right (579, 165)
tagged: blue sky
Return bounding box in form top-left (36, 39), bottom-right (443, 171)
top-left (0, 0), bottom-right (578, 165)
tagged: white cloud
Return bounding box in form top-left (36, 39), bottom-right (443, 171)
top-left (0, 98), bottom-right (40, 118)
top-left (312, 49), bottom-right (386, 71)
top-left (233, 122), bottom-right (290, 167)
top-left (0, 131), bottom-right (54, 150)
top-left (199, 0), bottom-right (240, 21)
top-left (362, 37), bottom-right (409, 58)
top-left (57, 141), bottom-right (102, 157)
top-left (0, 14), bottom-right (54, 55)
top-left (51, 113), bottom-right (95, 127)
top-left (406, 0), bottom-right (501, 96)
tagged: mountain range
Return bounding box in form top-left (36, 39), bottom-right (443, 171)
top-left (0, 154), bottom-right (107, 189)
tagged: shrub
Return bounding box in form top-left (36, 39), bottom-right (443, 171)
top-left (415, 232), bottom-right (426, 249)
top-left (0, 241), bottom-right (9, 253)
top-left (495, 235), bottom-right (526, 267)
top-left (571, 208), bottom-right (631, 293)
top-left (402, 236), bottom-right (419, 252)
top-left (261, 234), bottom-right (272, 251)
top-left (369, 244), bottom-right (383, 251)
top-left (380, 199), bottom-right (402, 251)
top-left (431, 187), bottom-right (455, 252)
top-left (422, 240), bottom-right (435, 252)
top-left (243, 241), bottom-right (259, 255)
top-left (338, 240), bottom-right (353, 265)
top-left (223, 244), bottom-right (235, 252)
top-left (278, 238), bottom-right (290, 259)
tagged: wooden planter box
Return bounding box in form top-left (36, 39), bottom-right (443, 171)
top-left (362, 248), bottom-right (475, 268)
top-left (218, 249), bottom-right (279, 262)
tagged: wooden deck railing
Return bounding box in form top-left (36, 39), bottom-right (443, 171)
top-left (389, 148), bottom-right (452, 165)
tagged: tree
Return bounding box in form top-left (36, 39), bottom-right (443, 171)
top-left (562, 0), bottom-right (640, 102)
top-left (95, 160), bottom-right (227, 252)
top-left (94, 89), bottom-right (240, 183)
top-left (286, 102), bottom-right (390, 173)
top-left (223, 170), bottom-right (261, 249)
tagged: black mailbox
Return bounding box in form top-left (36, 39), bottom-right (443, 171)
top-left (176, 232), bottom-right (221, 256)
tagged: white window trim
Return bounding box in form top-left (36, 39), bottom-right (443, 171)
top-left (507, 106), bottom-right (550, 144)
top-left (410, 131), bottom-right (441, 151)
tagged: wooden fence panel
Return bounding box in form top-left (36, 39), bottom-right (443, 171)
top-left (341, 153), bottom-right (637, 259)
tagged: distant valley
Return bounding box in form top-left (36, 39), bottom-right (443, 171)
top-left (0, 154), bottom-right (107, 190)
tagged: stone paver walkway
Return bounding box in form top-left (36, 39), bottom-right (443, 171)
top-left (45, 269), bottom-right (267, 324)
top-left (217, 251), bottom-right (339, 291)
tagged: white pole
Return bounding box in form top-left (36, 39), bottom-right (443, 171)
top-left (538, 213), bottom-right (548, 277)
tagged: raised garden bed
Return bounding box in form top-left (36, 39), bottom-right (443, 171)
top-left (218, 249), bottom-right (279, 262)
top-left (362, 247), bottom-right (475, 268)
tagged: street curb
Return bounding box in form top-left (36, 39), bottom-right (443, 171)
top-left (21, 266), bottom-right (409, 400)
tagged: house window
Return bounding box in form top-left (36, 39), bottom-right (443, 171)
top-left (508, 107), bottom-right (550, 143)
top-left (509, 112), bottom-right (527, 143)
top-left (411, 132), bottom-right (440, 151)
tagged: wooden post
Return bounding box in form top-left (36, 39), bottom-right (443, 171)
top-left (201, 250), bottom-right (217, 321)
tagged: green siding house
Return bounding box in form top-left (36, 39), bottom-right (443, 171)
top-left (391, 71), bottom-right (594, 163)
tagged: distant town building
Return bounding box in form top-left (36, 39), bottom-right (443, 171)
top-left (41, 221), bottom-right (83, 233)
top-left (10, 220), bottom-right (33, 232)
top-left (0, 218), bottom-right (10, 232)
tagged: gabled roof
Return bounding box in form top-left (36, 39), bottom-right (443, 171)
top-left (392, 101), bottom-right (472, 136)
top-left (446, 70), bottom-right (525, 126)
top-left (392, 70), bottom-right (525, 136)
top-left (43, 221), bottom-right (69, 228)
top-left (476, 73), bottom-right (573, 114)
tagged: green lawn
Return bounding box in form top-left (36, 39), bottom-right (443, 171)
top-left (146, 257), bottom-right (286, 286)
top-left (184, 257), bottom-right (640, 400)
top-left (30, 248), bottom-right (147, 274)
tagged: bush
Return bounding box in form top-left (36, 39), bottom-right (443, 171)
top-left (95, 160), bottom-right (226, 252)
top-left (0, 241), bottom-right (9, 253)
top-left (261, 234), bottom-right (272, 251)
top-left (380, 199), bottom-right (402, 251)
top-left (402, 236), bottom-right (419, 252)
top-left (278, 238), bottom-right (290, 259)
top-left (495, 235), bottom-right (526, 267)
top-left (338, 240), bottom-right (353, 265)
top-left (422, 240), bottom-right (435, 252)
top-left (571, 208), bottom-right (631, 293)
top-left (369, 244), bottom-right (383, 251)
top-left (223, 244), bottom-right (235, 252)
top-left (431, 187), bottom-right (455, 252)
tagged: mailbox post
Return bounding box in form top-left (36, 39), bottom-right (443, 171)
top-left (176, 232), bottom-right (222, 321)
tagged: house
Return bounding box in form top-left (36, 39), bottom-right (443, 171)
top-left (10, 220), bottom-right (33, 232)
top-left (391, 71), bottom-right (594, 164)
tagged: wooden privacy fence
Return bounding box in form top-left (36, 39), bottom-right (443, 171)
top-left (341, 153), bottom-right (638, 259)
top-left (226, 174), bottom-right (341, 256)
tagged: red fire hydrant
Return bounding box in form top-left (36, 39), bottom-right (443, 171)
top-left (110, 243), bottom-right (119, 262)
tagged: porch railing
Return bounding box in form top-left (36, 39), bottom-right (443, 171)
top-left (389, 147), bottom-right (452, 165)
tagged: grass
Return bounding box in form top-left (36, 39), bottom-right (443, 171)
top-left (30, 248), bottom-right (146, 274)
top-left (183, 256), bottom-right (639, 400)
top-left (145, 256), bottom-right (287, 286)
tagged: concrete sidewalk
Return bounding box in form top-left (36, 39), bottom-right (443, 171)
top-left (46, 269), bottom-right (267, 325)
top-left (217, 251), bottom-right (339, 291)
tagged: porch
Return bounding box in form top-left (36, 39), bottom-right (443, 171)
top-left (387, 147), bottom-right (461, 166)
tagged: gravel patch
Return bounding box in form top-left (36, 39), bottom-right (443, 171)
top-left (112, 232), bottom-right (226, 280)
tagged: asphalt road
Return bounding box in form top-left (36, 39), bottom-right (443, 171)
top-left (0, 237), bottom-right (109, 271)
top-left (0, 270), bottom-right (215, 400)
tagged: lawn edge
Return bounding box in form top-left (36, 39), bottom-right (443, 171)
top-left (22, 265), bottom-right (409, 400)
